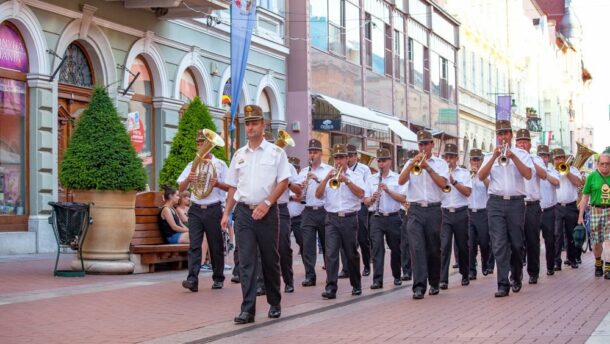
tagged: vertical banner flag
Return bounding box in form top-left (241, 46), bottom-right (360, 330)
top-left (230, 0), bottom-right (258, 132)
top-left (496, 95), bottom-right (512, 121)
top-left (540, 131), bottom-right (552, 146)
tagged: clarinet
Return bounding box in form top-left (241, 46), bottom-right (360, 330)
top-left (300, 160), bottom-right (313, 205)
top-left (373, 167), bottom-right (383, 217)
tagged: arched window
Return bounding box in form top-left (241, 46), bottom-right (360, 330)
top-left (259, 90), bottom-right (272, 133)
top-left (59, 42), bottom-right (94, 87)
top-left (128, 56), bottom-right (154, 187)
top-left (0, 21), bottom-right (29, 223)
top-left (179, 68), bottom-right (198, 102)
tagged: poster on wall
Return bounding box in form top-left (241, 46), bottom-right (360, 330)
top-left (0, 23), bottom-right (29, 72)
top-left (128, 111), bottom-right (144, 153)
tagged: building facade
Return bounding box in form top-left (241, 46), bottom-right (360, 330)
top-left (0, 0), bottom-right (289, 254)
top-left (286, 0), bottom-right (460, 166)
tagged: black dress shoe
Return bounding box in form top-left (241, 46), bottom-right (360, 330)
top-left (321, 291), bottom-right (336, 299)
top-left (401, 274), bottom-right (412, 281)
top-left (528, 276), bottom-right (538, 284)
top-left (576, 258), bottom-right (582, 264)
top-left (212, 281), bottom-right (223, 289)
top-left (487, 269), bottom-right (494, 275)
top-left (338, 271), bottom-right (349, 279)
top-left (234, 312), bottom-right (255, 324)
top-left (284, 284), bottom-right (294, 293)
top-left (413, 290), bottom-right (424, 299)
top-left (370, 282), bottom-right (383, 289)
top-left (605, 271), bottom-right (610, 280)
top-left (256, 287), bottom-right (266, 296)
top-left (571, 261), bottom-right (579, 269)
top-left (595, 265), bottom-right (603, 277)
top-left (394, 278), bottom-right (402, 286)
top-left (494, 289), bottom-right (509, 297)
top-left (461, 277), bottom-right (470, 286)
top-left (429, 286), bottom-right (439, 295)
top-left (439, 282), bottom-right (448, 290)
top-left (268, 305), bottom-right (281, 319)
top-left (352, 287), bottom-right (362, 296)
top-left (564, 260), bottom-right (571, 266)
top-left (554, 265), bottom-right (562, 271)
top-left (182, 279), bottom-right (198, 292)
top-left (512, 281), bottom-right (522, 293)
top-left (469, 274), bottom-right (477, 280)
top-left (482, 269), bottom-right (489, 276)
top-left (452, 263), bottom-right (459, 269)
top-left (547, 269), bottom-right (555, 276)
top-left (362, 268), bottom-right (371, 276)
top-left (230, 275), bottom-right (240, 284)
top-left (301, 279), bottom-right (316, 287)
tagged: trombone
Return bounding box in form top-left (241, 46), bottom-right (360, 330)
top-left (329, 165), bottom-right (344, 189)
top-left (498, 141), bottom-right (509, 166)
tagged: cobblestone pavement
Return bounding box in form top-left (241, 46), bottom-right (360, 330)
top-left (1, 249), bottom-right (609, 344)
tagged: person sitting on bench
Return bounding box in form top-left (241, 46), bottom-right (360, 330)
top-left (160, 186), bottom-right (189, 244)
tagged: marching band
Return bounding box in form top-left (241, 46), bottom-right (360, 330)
top-left (178, 114), bottom-right (605, 323)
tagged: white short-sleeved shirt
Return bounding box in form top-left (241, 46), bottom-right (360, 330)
top-left (441, 167), bottom-right (472, 208)
top-left (225, 140), bottom-right (291, 205)
top-left (540, 167), bottom-right (559, 209)
top-left (349, 162), bottom-right (371, 184)
top-left (365, 170), bottom-right (402, 213)
top-left (278, 164), bottom-right (300, 204)
top-left (177, 155), bottom-right (228, 205)
top-left (482, 147), bottom-right (534, 197)
top-left (287, 191), bottom-right (305, 217)
top-left (296, 162), bottom-right (332, 207)
top-left (321, 168), bottom-right (365, 213)
top-left (524, 154), bottom-right (544, 201)
top-left (556, 166), bottom-right (580, 204)
top-left (401, 156), bottom-right (450, 203)
top-left (469, 171), bottom-right (488, 210)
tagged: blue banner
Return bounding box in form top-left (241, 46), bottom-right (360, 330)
top-left (496, 95), bottom-right (512, 121)
top-left (230, 0), bottom-right (257, 131)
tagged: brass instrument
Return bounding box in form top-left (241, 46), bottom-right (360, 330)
top-left (470, 169), bottom-right (477, 178)
top-left (300, 160), bottom-right (312, 205)
top-left (555, 155), bottom-right (574, 176)
top-left (412, 153), bottom-right (424, 176)
top-left (556, 142), bottom-right (597, 175)
top-left (274, 129), bottom-right (295, 149)
top-left (190, 129), bottom-right (225, 199)
top-left (499, 141), bottom-right (509, 166)
top-left (442, 167), bottom-right (454, 193)
top-left (357, 150), bottom-right (377, 166)
top-left (329, 165), bottom-right (344, 189)
top-left (372, 167), bottom-right (384, 217)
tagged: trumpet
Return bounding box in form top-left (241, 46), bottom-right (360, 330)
top-left (412, 153), bottom-right (424, 175)
top-left (498, 141), bottom-right (509, 166)
top-left (442, 167), bottom-right (454, 193)
top-left (329, 165), bottom-right (344, 189)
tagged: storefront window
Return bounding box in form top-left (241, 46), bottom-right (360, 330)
top-left (58, 43), bottom-right (94, 88)
top-left (0, 22), bottom-right (28, 217)
top-left (179, 68), bottom-right (198, 102)
top-left (128, 56), bottom-right (154, 187)
top-left (310, 0), bottom-right (328, 51)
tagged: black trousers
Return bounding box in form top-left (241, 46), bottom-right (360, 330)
top-left (290, 214), bottom-right (303, 256)
top-left (234, 203), bottom-right (281, 316)
top-left (407, 205), bottom-right (442, 293)
top-left (325, 213), bottom-right (361, 293)
top-left (540, 206), bottom-right (556, 271)
top-left (400, 210), bottom-right (412, 275)
top-left (300, 207), bottom-right (326, 282)
top-left (524, 201), bottom-right (542, 277)
top-left (469, 209), bottom-right (491, 275)
top-left (370, 213), bottom-right (402, 284)
top-left (357, 203), bottom-right (371, 268)
top-left (440, 208), bottom-right (469, 283)
top-left (186, 204), bottom-right (225, 284)
top-left (278, 204), bottom-right (293, 287)
top-left (487, 197), bottom-right (525, 291)
top-left (554, 203), bottom-right (579, 265)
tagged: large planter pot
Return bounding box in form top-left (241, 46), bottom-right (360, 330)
top-left (70, 190), bottom-right (137, 274)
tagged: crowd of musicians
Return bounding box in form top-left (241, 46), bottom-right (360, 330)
top-left (174, 104), bottom-right (610, 324)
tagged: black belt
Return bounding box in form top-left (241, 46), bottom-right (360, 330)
top-left (327, 211), bottom-right (358, 218)
top-left (442, 205), bottom-right (468, 213)
top-left (278, 203), bottom-right (288, 209)
top-left (237, 202), bottom-right (275, 210)
top-left (304, 205), bottom-right (324, 211)
top-left (370, 211), bottom-right (400, 217)
top-left (410, 202), bottom-right (441, 208)
top-left (557, 201), bottom-right (577, 207)
top-left (592, 204), bottom-right (610, 209)
top-left (489, 194), bottom-right (526, 201)
top-left (525, 200), bottom-right (540, 205)
top-left (196, 201), bottom-right (221, 209)
top-left (469, 208), bottom-right (486, 213)
top-left (542, 205), bottom-right (556, 212)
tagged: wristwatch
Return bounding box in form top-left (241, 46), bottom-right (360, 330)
top-left (452, 180), bottom-right (458, 186)
top-left (345, 179), bottom-right (352, 185)
top-left (263, 199), bottom-right (272, 207)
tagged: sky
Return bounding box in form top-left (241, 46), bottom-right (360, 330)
top-left (572, 0), bottom-right (609, 152)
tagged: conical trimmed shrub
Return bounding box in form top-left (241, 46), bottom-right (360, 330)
top-left (59, 86), bottom-right (147, 191)
top-left (159, 97), bottom-right (228, 188)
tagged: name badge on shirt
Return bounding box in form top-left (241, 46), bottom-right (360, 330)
top-left (236, 157), bottom-right (247, 168)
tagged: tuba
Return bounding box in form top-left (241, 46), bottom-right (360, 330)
top-left (275, 129), bottom-right (295, 149)
top-left (555, 142), bottom-right (597, 175)
top-left (190, 129), bottom-right (225, 199)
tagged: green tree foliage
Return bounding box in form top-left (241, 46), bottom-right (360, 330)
top-left (59, 86), bottom-right (147, 191)
top-left (159, 97), bottom-right (228, 188)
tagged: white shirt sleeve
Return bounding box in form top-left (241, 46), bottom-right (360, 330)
top-left (177, 162), bottom-right (193, 184)
top-left (276, 150), bottom-right (292, 183)
top-left (225, 152), bottom-right (239, 187)
top-left (458, 169), bottom-right (472, 188)
top-left (435, 158), bottom-right (450, 180)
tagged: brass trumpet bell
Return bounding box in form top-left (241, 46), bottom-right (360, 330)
top-left (275, 129), bottom-right (295, 149)
top-left (329, 166), bottom-right (344, 189)
top-left (442, 184), bottom-right (452, 193)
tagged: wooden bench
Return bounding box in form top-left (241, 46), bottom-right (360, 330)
top-left (129, 191), bottom-right (189, 273)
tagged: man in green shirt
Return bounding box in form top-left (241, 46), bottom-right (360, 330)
top-left (578, 153), bottom-right (610, 279)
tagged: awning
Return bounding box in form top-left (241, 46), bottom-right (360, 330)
top-left (314, 94), bottom-right (388, 132)
top-left (374, 112), bottom-right (418, 149)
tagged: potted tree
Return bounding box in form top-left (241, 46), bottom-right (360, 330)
top-left (60, 86), bottom-right (147, 274)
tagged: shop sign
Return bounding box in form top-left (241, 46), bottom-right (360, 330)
top-left (0, 24), bottom-right (28, 72)
top-left (128, 112), bottom-right (145, 153)
top-left (313, 118), bottom-right (341, 131)
top-left (438, 108), bottom-right (458, 124)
